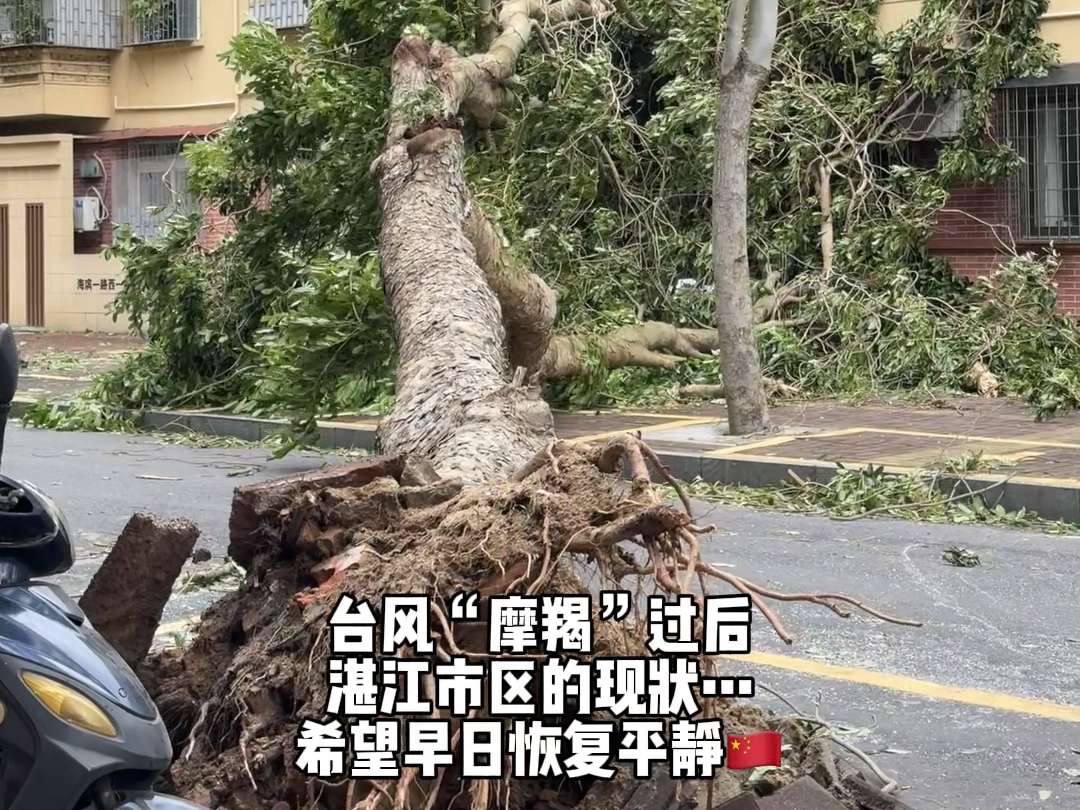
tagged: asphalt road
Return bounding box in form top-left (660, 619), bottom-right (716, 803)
top-left (3, 425), bottom-right (1078, 809)
top-left (1, 424), bottom-right (334, 623)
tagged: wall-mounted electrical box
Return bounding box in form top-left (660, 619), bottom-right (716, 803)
top-left (78, 159), bottom-right (103, 180)
top-left (74, 197), bottom-right (102, 233)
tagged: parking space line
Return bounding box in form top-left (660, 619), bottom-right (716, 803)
top-left (569, 417), bottom-right (720, 444)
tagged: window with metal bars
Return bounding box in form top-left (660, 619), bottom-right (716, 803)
top-left (1000, 84), bottom-right (1080, 242)
top-left (111, 140), bottom-right (197, 241)
top-left (0, 0), bottom-right (120, 48)
top-left (122, 0), bottom-right (197, 45)
top-left (249, 0), bottom-right (308, 30)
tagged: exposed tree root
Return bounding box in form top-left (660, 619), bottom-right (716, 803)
top-left (540, 323), bottom-right (719, 379)
top-left (679, 378), bottom-right (800, 400)
top-left (142, 436), bottom-right (919, 810)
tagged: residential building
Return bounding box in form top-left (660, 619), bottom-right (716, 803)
top-left (882, 0), bottom-right (1080, 313)
top-left (0, 0), bottom-right (307, 331)
top-left (2, 2), bottom-right (1079, 333)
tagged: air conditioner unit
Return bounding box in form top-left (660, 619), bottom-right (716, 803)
top-left (74, 197), bottom-right (103, 233)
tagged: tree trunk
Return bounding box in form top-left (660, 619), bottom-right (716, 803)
top-left (373, 114), bottom-right (553, 481)
top-left (371, 4), bottom-right (598, 482)
top-left (711, 0), bottom-right (777, 435)
top-left (371, 0), bottom-right (785, 478)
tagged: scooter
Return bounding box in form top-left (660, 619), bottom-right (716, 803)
top-left (0, 324), bottom-right (208, 810)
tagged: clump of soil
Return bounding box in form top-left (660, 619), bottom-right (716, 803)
top-left (141, 437), bottom-right (896, 810)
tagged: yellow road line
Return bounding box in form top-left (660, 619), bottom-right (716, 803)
top-left (569, 416), bottom-right (721, 445)
top-left (723, 651), bottom-right (1080, 722)
top-left (880, 441), bottom-right (1028, 468)
top-left (616, 411), bottom-right (712, 420)
top-left (151, 617), bottom-right (1078, 721)
top-left (149, 614), bottom-right (1080, 721)
top-left (850, 427), bottom-right (1080, 451)
top-left (711, 426), bottom-right (1080, 458)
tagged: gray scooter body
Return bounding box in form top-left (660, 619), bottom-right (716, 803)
top-left (0, 324), bottom-right (208, 810)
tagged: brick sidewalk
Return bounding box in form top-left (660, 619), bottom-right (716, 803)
top-left (549, 397), bottom-right (1080, 483)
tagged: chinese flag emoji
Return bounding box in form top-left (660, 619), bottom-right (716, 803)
top-left (726, 732), bottom-right (782, 769)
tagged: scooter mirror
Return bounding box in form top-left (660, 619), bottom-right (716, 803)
top-left (0, 324), bottom-right (19, 406)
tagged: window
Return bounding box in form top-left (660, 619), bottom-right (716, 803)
top-left (249, 0), bottom-right (308, 30)
top-left (123, 0), bottom-right (197, 45)
top-left (1001, 84), bottom-right (1080, 241)
top-left (0, 1), bottom-right (122, 49)
top-left (111, 140), bottom-right (197, 240)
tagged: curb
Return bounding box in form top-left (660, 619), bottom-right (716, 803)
top-left (15, 399), bottom-right (1080, 525)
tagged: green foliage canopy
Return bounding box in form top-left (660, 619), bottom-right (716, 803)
top-left (52, 0), bottom-right (1080, 443)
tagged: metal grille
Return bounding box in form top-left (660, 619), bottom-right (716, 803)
top-left (120, 0), bottom-right (197, 45)
top-left (111, 139), bottom-right (197, 241)
top-left (1000, 84), bottom-right (1080, 242)
top-left (24, 202), bottom-right (44, 328)
top-left (249, 0), bottom-right (308, 29)
top-left (0, 0), bottom-right (120, 48)
top-left (0, 205), bottom-right (9, 323)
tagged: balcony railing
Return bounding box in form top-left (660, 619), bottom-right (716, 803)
top-left (0, 0), bottom-right (120, 49)
top-left (120, 0), bottom-right (198, 45)
top-left (250, 0), bottom-right (308, 30)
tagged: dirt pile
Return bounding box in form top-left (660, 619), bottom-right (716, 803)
top-left (139, 436), bottom-right (915, 810)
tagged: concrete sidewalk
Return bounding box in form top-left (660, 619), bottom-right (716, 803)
top-left (15, 331), bottom-right (1080, 523)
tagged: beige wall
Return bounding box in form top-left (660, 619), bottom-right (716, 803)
top-left (0, 1), bottom-right (272, 333)
top-left (108, 0), bottom-right (247, 131)
top-left (1041, 0), bottom-right (1080, 63)
top-left (0, 135), bottom-right (128, 332)
top-left (879, 0), bottom-right (1080, 62)
top-left (0, 1), bottom-right (265, 133)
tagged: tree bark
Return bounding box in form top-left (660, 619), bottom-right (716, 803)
top-left (711, 0), bottom-right (777, 435)
top-left (372, 3), bottom-right (600, 482)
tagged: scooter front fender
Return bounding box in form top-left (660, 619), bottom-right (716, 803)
top-left (111, 793), bottom-right (211, 810)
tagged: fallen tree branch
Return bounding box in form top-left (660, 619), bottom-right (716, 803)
top-left (539, 321), bottom-right (718, 379)
top-left (680, 378), bottom-right (800, 400)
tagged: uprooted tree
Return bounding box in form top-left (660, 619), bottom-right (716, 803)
top-left (128, 2), bottom-right (943, 808)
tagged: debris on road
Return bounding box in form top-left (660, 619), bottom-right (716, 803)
top-left (79, 513), bottom-right (200, 668)
top-left (942, 545), bottom-right (981, 567)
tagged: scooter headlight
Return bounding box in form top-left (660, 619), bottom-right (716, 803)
top-left (21, 672), bottom-right (117, 738)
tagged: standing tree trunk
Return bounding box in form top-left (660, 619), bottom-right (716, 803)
top-left (711, 0), bottom-right (777, 435)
